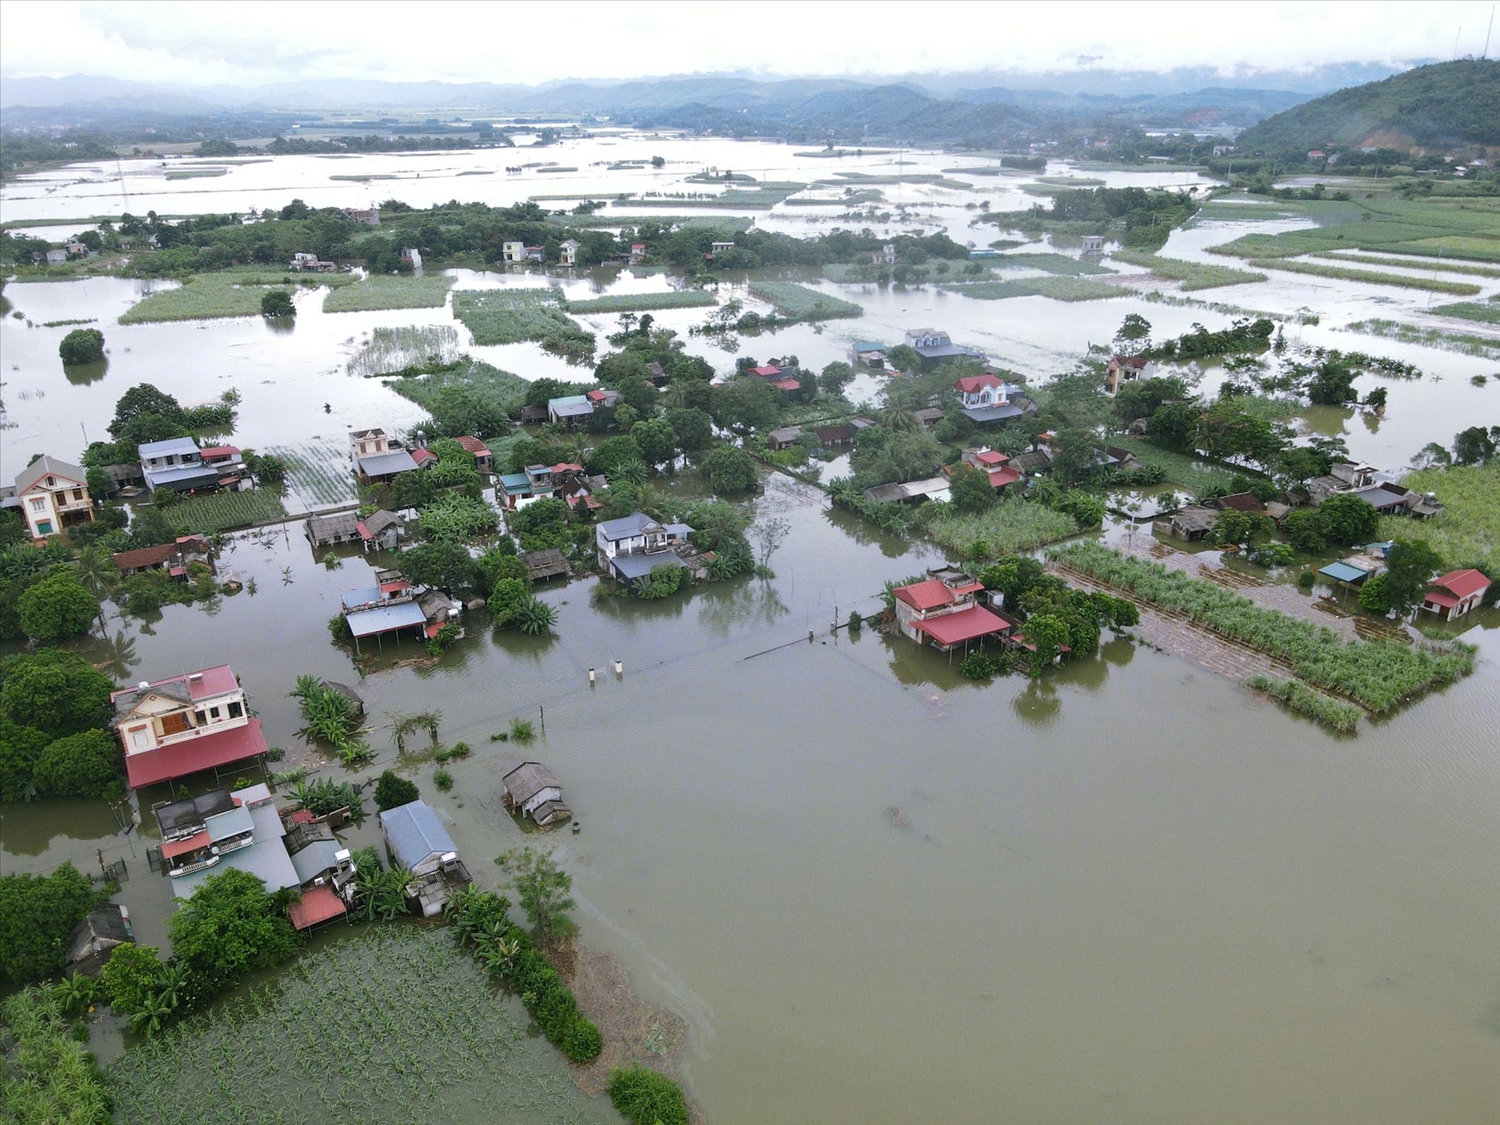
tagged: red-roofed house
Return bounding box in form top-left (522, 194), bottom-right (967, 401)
top-left (1105, 355), bottom-right (1154, 395)
top-left (586, 388), bottom-right (622, 408)
top-left (770, 377), bottom-right (802, 397)
top-left (891, 567), bottom-right (1013, 651)
top-left (1421, 568), bottom-right (1491, 621)
top-left (110, 665), bottom-right (268, 789)
top-left (749, 364), bottom-right (782, 378)
top-left (410, 446), bottom-right (439, 467)
top-left (452, 435), bottom-right (493, 472)
top-left (949, 448), bottom-right (1022, 493)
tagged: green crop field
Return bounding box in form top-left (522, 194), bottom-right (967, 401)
top-left (347, 325), bottom-right (461, 377)
top-left (1377, 461), bottom-right (1500, 572)
top-left (927, 500), bottom-right (1082, 559)
top-left (991, 253), bottom-right (1114, 276)
top-left (1344, 319), bottom-right (1500, 360)
top-left (265, 442), bottom-right (360, 509)
top-left (747, 281), bottom-right (863, 319)
top-left (1315, 251), bottom-right (1500, 279)
top-left (1103, 437), bottom-right (1241, 494)
top-left (1247, 258), bottom-right (1481, 295)
top-left (170, 487), bottom-right (287, 533)
top-left (388, 358), bottom-right (532, 422)
top-left (940, 277), bottom-right (1132, 301)
top-left (452, 288), bottom-right (591, 345)
top-left (323, 274), bottom-right (454, 312)
top-left (1207, 195), bottom-right (1500, 264)
top-left (564, 290), bottom-right (716, 314)
top-left (1430, 297), bottom-right (1500, 323)
top-left (1109, 250), bottom-right (1268, 291)
top-left (106, 926), bottom-right (598, 1125)
top-left (118, 272), bottom-right (350, 324)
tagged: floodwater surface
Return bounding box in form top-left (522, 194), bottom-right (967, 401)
top-left (2, 137), bottom-right (1499, 1124)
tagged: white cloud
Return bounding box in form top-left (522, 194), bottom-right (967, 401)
top-left (1, 0), bottom-right (1493, 86)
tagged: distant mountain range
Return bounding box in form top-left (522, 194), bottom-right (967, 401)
top-left (1236, 59), bottom-right (1500, 155)
top-left (0, 61), bottom-right (1457, 149)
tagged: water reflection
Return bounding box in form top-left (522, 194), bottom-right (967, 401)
top-left (1010, 678), bottom-right (1062, 726)
top-left (694, 575), bottom-right (789, 636)
top-left (822, 505), bottom-right (910, 557)
top-left (63, 357), bottom-right (109, 385)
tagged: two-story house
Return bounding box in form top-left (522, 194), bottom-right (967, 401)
top-left (891, 568), bottom-right (1014, 652)
top-left (349, 427), bottom-right (420, 484)
top-left (110, 665), bottom-right (269, 789)
top-left (951, 447), bottom-right (1022, 493)
top-left (139, 437), bottom-right (222, 493)
top-left (904, 328), bottom-right (986, 366)
top-left (1104, 355), bottom-right (1154, 395)
top-left (8, 455), bottom-right (94, 539)
top-left (502, 241), bottom-right (526, 263)
top-left (559, 239), bottom-right (581, 267)
top-left (596, 511), bottom-right (694, 584)
top-left (953, 373), bottom-right (1032, 425)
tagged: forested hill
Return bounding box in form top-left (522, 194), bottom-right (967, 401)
top-left (1235, 60), bottom-right (1500, 157)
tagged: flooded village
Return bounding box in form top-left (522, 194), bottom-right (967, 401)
top-left (2, 114), bottom-right (1499, 1124)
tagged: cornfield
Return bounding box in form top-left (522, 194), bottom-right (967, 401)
top-left (106, 926), bottom-right (599, 1125)
top-left (1247, 676), bottom-right (1362, 732)
top-left (928, 500), bottom-right (1082, 559)
top-left (171, 488), bottom-right (287, 533)
top-left (323, 274), bottom-right (454, 313)
top-left (347, 326), bottom-right (461, 377)
top-left (1108, 250), bottom-right (1267, 291)
top-left (264, 443), bottom-right (359, 509)
top-left (745, 281), bottom-right (862, 319)
top-left (1049, 541), bottom-right (1476, 714)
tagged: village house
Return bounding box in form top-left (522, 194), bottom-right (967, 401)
top-left (66, 241), bottom-right (90, 258)
top-left (349, 427), bottom-right (421, 484)
top-left (547, 394), bottom-right (595, 427)
top-left (45, 248), bottom-right (68, 265)
top-left (452, 434), bottom-right (494, 473)
top-left (139, 437), bottom-right (248, 493)
top-left (1319, 556), bottom-right (1383, 590)
top-left (305, 511), bottom-right (362, 550)
top-left (912, 406), bottom-right (946, 430)
top-left (1155, 505), bottom-right (1219, 541)
top-left (342, 206), bottom-right (380, 226)
top-left (359, 509), bottom-right (406, 551)
top-left (951, 447), bottom-right (1022, 493)
top-left (629, 243), bottom-right (646, 264)
top-left (863, 477), bottom-right (951, 504)
top-left (904, 328), bottom-right (986, 366)
top-left (952, 372), bottom-right (1033, 426)
top-left (766, 425), bottom-right (803, 450)
top-left (379, 800), bottom-right (472, 917)
top-left (1104, 355), bottom-right (1154, 395)
top-left (524, 548), bottom-right (571, 582)
top-left (586, 387), bottom-right (622, 409)
top-left (111, 666), bottom-right (268, 790)
top-left (708, 240), bottom-right (736, 259)
top-left (1209, 491), bottom-right (1267, 515)
top-left (341, 569), bottom-right (427, 652)
top-left (1081, 234), bottom-right (1106, 254)
top-left (289, 251), bottom-right (336, 272)
top-left (558, 238), bottom-right (581, 266)
top-left (501, 761), bottom-right (572, 828)
top-left (112, 534), bottom-right (212, 579)
top-left (163, 783), bottom-right (301, 900)
top-left (596, 511), bottom-right (695, 583)
top-left (850, 340), bottom-right (888, 368)
top-left (1304, 461), bottom-right (1377, 504)
top-left (4, 455), bottom-right (95, 539)
top-left (645, 361), bottom-right (669, 387)
top-left (65, 905), bottom-right (134, 978)
top-left (1421, 569), bottom-right (1491, 621)
top-left (815, 424), bottom-right (854, 448)
top-left (502, 241), bottom-right (526, 263)
top-left (287, 839), bottom-right (357, 932)
top-left (891, 568), bottom-right (1013, 652)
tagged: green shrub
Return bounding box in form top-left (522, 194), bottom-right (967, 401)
top-left (560, 1014), bottom-right (604, 1062)
top-left (608, 1064), bottom-right (690, 1125)
top-left (373, 770), bottom-right (420, 812)
top-left (433, 768), bottom-right (454, 791)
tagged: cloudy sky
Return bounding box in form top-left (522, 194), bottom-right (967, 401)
top-left (1, 0), bottom-right (1494, 86)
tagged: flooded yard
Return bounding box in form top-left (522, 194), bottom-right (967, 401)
top-left (3, 137), bottom-right (1499, 1123)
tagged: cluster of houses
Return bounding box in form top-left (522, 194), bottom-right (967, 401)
top-left (499, 239), bottom-right (582, 266)
top-left (498, 459), bottom-right (604, 512)
top-left (339, 566), bottom-right (462, 653)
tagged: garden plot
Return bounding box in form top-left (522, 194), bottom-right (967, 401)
top-left (265, 442), bottom-right (360, 510)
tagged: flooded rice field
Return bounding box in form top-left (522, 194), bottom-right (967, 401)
top-left (3, 136), bottom-right (1499, 1123)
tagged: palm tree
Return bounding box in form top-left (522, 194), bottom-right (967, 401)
top-left (878, 405), bottom-right (920, 432)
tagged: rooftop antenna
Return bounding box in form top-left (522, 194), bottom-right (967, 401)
top-left (1483, 5), bottom-right (1496, 57)
top-left (1453, 26), bottom-right (1464, 59)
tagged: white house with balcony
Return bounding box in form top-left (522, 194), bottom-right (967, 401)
top-left (595, 511), bottom-right (694, 584)
top-left (110, 665), bottom-right (268, 789)
top-left (6, 455), bottom-right (94, 539)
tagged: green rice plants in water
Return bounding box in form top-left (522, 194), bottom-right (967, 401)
top-left (170, 488), bottom-right (287, 533)
top-left (322, 273), bottom-right (454, 312)
top-left (1341, 319), bottom-right (1500, 361)
top-left (451, 288), bottom-right (595, 360)
top-left (346, 325), bottom-right (460, 376)
top-left (562, 290), bottom-right (715, 314)
top-left (1108, 250), bottom-right (1268, 290)
top-left (1248, 676), bottom-right (1361, 733)
top-left (939, 276), bottom-right (1131, 301)
top-left (927, 498), bottom-right (1083, 560)
top-left (746, 281), bottom-right (862, 319)
top-left (1246, 258), bottom-right (1481, 295)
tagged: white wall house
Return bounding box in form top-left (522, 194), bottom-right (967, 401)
top-left (11, 455), bottom-right (94, 539)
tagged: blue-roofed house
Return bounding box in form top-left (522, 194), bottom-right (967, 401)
top-left (850, 340), bottom-right (888, 368)
top-left (341, 569), bottom-right (427, 652)
top-left (350, 428), bottom-right (421, 485)
top-left (378, 800), bottom-right (471, 916)
top-left (169, 784), bottom-right (300, 900)
top-left (139, 437), bottom-right (223, 493)
top-left (1319, 557), bottom-right (1381, 589)
top-left (596, 511), bottom-right (695, 584)
top-left (904, 328), bottom-right (986, 367)
top-left (547, 395), bottom-right (594, 428)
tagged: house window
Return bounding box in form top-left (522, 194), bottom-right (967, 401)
top-left (194, 709), bottom-right (208, 726)
top-left (29, 498), bottom-right (46, 511)
top-left (209, 706), bottom-right (221, 720)
top-left (227, 700), bottom-right (244, 719)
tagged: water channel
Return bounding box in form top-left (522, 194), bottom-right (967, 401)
top-left (2, 135), bottom-right (1498, 1123)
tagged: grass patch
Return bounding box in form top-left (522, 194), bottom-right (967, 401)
top-left (388, 357), bottom-right (532, 423)
top-left (1109, 250), bottom-right (1268, 290)
top-left (990, 253), bottom-right (1114, 276)
top-left (940, 277), bottom-right (1131, 301)
top-left (1342, 319), bottom-right (1500, 361)
top-left (164, 167), bottom-right (228, 180)
top-left (323, 274), bottom-right (454, 312)
top-left (1314, 251), bottom-right (1500, 279)
top-left (105, 926), bottom-right (597, 1125)
top-left (170, 488), bottom-right (287, 533)
top-left (1049, 541), bottom-right (1475, 713)
top-left (1104, 437), bottom-right (1240, 494)
top-left (1248, 675), bottom-right (1362, 732)
top-left (927, 499), bottom-right (1082, 559)
top-left (452, 288), bottom-right (593, 348)
top-left (1377, 461), bottom-right (1500, 571)
top-left (746, 281), bottom-right (862, 319)
top-left (1246, 258), bottom-right (1480, 295)
top-left (1428, 299), bottom-right (1500, 324)
top-left (1399, 235), bottom-right (1500, 263)
top-left (563, 290), bottom-right (715, 314)
top-left (118, 272), bottom-right (334, 324)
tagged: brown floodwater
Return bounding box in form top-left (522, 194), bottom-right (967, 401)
top-left (3, 139), bottom-right (1499, 1123)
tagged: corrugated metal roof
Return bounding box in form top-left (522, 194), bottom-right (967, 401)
top-left (345, 601), bottom-right (426, 638)
top-left (380, 801), bottom-right (455, 869)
